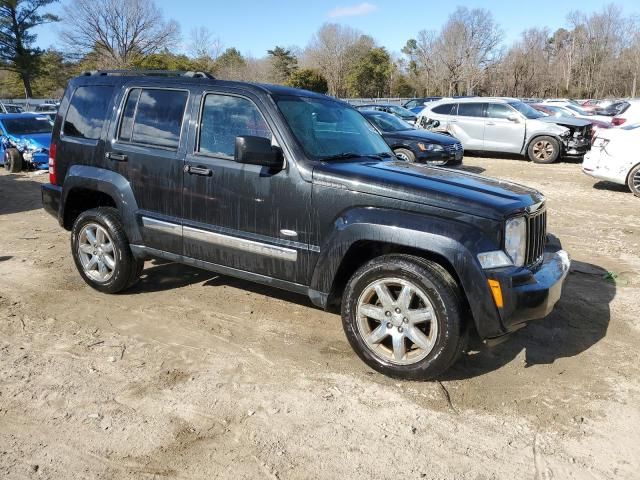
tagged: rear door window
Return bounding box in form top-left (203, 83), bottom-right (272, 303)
top-left (118, 88), bottom-right (188, 149)
top-left (198, 94), bottom-right (272, 158)
top-left (457, 102), bottom-right (486, 117)
top-left (63, 85), bottom-right (114, 139)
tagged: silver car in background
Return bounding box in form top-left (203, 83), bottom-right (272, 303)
top-left (417, 97), bottom-right (593, 164)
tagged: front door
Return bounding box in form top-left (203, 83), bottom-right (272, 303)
top-left (483, 103), bottom-right (526, 153)
top-left (182, 90), bottom-right (312, 285)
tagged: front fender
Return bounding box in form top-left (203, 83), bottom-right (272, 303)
top-left (61, 165), bottom-right (142, 243)
top-left (309, 207), bottom-right (506, 338)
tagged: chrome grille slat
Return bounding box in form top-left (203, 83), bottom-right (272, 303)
top-left (525, 208), bottom-right (546, 266)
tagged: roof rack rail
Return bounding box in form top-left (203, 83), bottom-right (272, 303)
top-left (79, 70), bottom-right (215, 79)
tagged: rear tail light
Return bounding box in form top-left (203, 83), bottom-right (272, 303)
top-left (48, 142), bottom-right (58, 185)
top-left (612, 117), bottom-right (626, 126)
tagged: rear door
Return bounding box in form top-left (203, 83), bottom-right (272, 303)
top-left (105, 86), bottom-right (191, 254)
top-left (451, 102), bottom-right (486, 149)
top-left (483, 103), bottom-right (526, 153)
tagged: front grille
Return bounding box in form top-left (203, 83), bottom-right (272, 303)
top-left (525, 208), bottom-right (547, 266)
top-left (443, 142), bottom-right (463, 154)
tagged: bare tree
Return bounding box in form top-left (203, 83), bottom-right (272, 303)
top-left (60, 0), bottom-right (180, 68)
top-left (188, 26), bottom-right (223, 60)
top-left (305, 23), bottom-right (360, 97)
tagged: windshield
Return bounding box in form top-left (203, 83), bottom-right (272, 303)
top-left (509, 101), bottom-right (545, 119)
top-left (276, 96), bottom-right (392, 161)
top-left (2, 117), bottom-right (53, 135)
top-left (365, 112), bottom-right (413, 132)
top-left (565, 104), bottom-right (590, 115)
top-left (387, 105), bottom-right (415, 118)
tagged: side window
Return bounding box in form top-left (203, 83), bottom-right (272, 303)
top-left (457, 102), bottom-right (485, 117)
top-left (63, 85), bottom-right (114, 139)
top-left (117, 88), bottom-right (188, 149)
top-left (486, 103), bottom-right (514, 119)
top-left (432, 103), bottom-right (456, 115)
top-left (198, 94), bottom-right (272, 158)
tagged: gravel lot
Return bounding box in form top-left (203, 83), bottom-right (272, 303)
top-left (1, 156), bottom-right (639, 480)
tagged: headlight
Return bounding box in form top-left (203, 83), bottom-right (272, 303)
top-left (417, 142), bottom-right (444, 152)
top-left (505, 216), bottom-right (527, 266)
top-left (477, 250), bottom-right (513, 269)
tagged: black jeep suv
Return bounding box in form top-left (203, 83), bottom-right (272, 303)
top-left (42, 71), bottom-right (570, 379)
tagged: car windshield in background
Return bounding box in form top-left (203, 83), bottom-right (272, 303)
top-left (387, 105), bottom-right (415, 118)
top-left (565, 104), bottom-right (591, 115)
top-left (4, 105), bottom-right (24, 113)
top-left (509, 101), bottom-right (545, 119)
top-left (621, 123), bottom-right (640, 130)
top-left (276, 96), bottom-right (391, 161)
top-left (365, 112), bottom-right (413, 132)
top-left (2, 117), bottom-right (53, 135)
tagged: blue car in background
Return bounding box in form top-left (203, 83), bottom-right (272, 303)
top-left (1, 113), bottom-right (53, 173)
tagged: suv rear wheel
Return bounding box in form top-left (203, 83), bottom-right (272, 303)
top-left (71, 207), bottom-right (143, 293)
top-left (341, 254), bottom-right (464, 379)
top-left (627, 164), bottom-right (640, 197)
top-left (527, 136), bottom-right (560, 164)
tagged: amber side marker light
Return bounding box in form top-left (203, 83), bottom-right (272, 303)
top-left (488, 279), bottom-right (504, 308)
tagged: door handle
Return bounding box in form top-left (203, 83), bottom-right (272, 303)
top-left (449, 119), bottom-right (458, 123)
top-left (184, 165), bottom-right (213, 176)
top-left (106, 152), bottom-right (128, 162)
top-left (486, 122), bottom-right (495, 126)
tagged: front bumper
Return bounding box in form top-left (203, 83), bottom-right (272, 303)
top-left (486, 249), bottom-right (571, 334)
top-left (417, 149), bottom-right (463, 166)
top-left (563, 137), bottom-right (591, 156)
top-left (41, 183), bottom-right (62, 222)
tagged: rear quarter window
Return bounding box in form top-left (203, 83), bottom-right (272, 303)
top-left (63, 85), bottom-right (114, 139)
top-left (457, 102), bottom-right (485, 117)
top-left (431, 103), bottom-right (456, 115)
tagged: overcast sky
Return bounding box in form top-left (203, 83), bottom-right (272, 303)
top-left (34, 0), bottom-right (640, 57)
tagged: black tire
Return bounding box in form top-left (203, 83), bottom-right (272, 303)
top-left (527, 136), bottom-right (560, 164)
top-left (627, 164), bottom-right (640, 197)
top-left (341, 254), bottom-right (465, 380)
top-left (5, 148), bottom-right (23, 173)
top-left (394, 148), bottom-right (416, 162)
top-left (71, 207), bottom-right (142, 294)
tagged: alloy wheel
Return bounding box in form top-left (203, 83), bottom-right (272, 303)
top-left (532, 140), bottom-right (554, 161)
top-left (77, 223), bottom-right (116, 282)
top-left (356, 277), bottom-right (439, 365)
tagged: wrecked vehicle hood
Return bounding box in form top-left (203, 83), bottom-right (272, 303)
top-left (312, 159), bottom-right (543, 219)
top-left (538, 116), bottom-right (592, 128)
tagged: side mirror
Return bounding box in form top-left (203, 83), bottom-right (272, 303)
top-left (507, 114), bottom-right (521, 123)
top-left (235, 136), bottom-right (283, 169)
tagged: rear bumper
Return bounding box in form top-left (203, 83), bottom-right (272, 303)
top-left (41, 183), bottom-right (62, 222)
top-left (486, 248), bottom-right (571, 334)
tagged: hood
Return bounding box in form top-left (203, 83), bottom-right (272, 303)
top-left (1, 132), bottom-right (51, 152)
top-left (312, 159), bottom-right (543, 219)
top-left (538, 116), bottom-right (591, 128)
top-left (384, 129), bottom-right (459, 145)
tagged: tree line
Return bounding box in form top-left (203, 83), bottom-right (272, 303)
top-left (1, 0), bottom-right (639, 100)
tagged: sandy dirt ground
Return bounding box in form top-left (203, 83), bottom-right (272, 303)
top-left (1, 156), bottom-right (639, 480)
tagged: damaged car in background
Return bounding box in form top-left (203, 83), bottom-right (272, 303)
top-left (0, 113), bottom-right (53, 173)
top-left (417, 97), bottom-right (592, 164)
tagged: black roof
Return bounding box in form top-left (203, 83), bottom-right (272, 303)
top-left (72, 70), bottom-right (332, 101)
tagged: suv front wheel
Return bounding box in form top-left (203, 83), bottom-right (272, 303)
top-left (527, 136), bottom-right (560, 164)
top-left (71, 207), bottom-right (143, 293)
top-left (341, 254), bottom-right (465, 379)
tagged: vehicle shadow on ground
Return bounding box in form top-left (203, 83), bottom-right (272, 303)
top-left (592, 180), bottom-right (630, 193)
top-left (128, 259), bottom-right (316, 307)
top-left (466, 151), bottom-right (584, 164)
top-left (126, 260), bottom-right (217, 294)
top-left (441, 260), bottom-right (615, 381)
top-left (453, 165), bottom-right (485, 174)
top-left (0, 172), bottom-right (46, 215)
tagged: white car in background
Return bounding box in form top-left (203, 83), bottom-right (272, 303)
top-left (611, 99), bottom-right (640, 127)
top-left (582, 123), bottom-right (640, 197)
